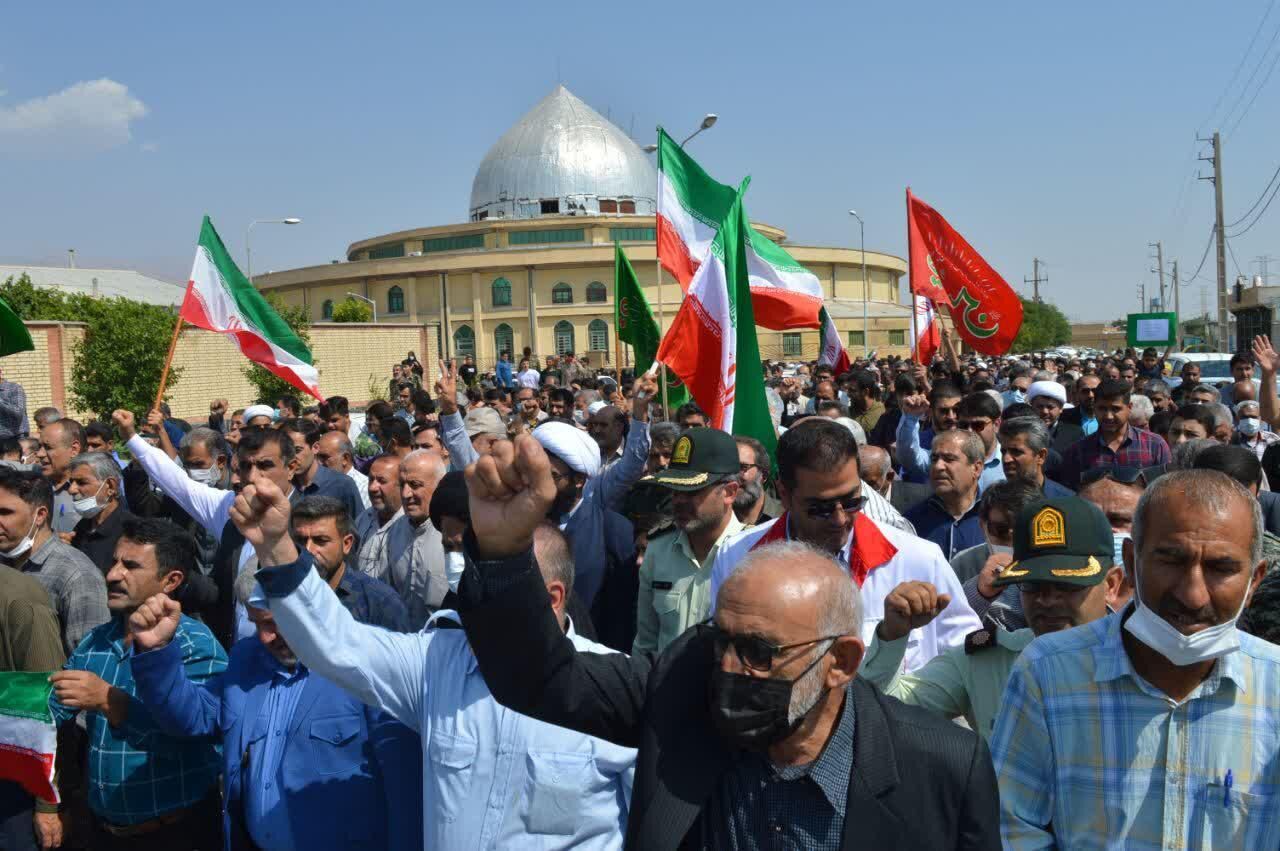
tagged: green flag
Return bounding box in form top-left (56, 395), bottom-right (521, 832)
top-left (0, 298), bottom-right (34, 358)
top-left (614, 242), bottom-right (660, 374)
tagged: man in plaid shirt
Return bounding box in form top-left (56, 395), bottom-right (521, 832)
top-left (1057, 379), bottom-right (1170, 490)
top-left (50, 516), bottom-right (225, 850)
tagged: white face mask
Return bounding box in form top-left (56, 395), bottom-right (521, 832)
top-left (1112, 531), bottom-right (1130, 568)
top-left (0, 518), bottom-right (38, 561)
top-left (445, 550), bottom-right (466, 593)
top-left (1124, 550), bottom-right (1252, 667)
top-left (187, 467), bottom-right (219, 486)
top-left (73, 482), bottom-right (107, 519)
top-left (1238, 417), bottom-right (1262, 437)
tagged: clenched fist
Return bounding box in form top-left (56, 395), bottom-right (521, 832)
top-left (129, 594), bottom-right (182, 652)
top-left (111, 409), bottom-right (137, 441)
top-left (465, 435), bottom-right (557, 559)
top-left (877, 581), bottom-right (950, 642)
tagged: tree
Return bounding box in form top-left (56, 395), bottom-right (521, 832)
top-left (243, 292), bottom-right (316, 404)
top-left (331, 297), bottom-right (372, 323)
top-left (0, 274), bottom-right (184, 419)
top-left (1011, 297), bottom-right (1071, 352)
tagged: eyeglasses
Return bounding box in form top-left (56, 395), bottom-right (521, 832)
top-left (804, 489), bottom-right (865, 519)
top-left (708, 624), bottom-right (842, 672)
top-left (957, 419), bottom-right (993, 432)
top-left (1079, 465), bottom-right (1143, 486)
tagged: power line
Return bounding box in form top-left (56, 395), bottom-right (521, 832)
top-left (1221, 15), bottom-right (1280, 133)
top-left (1227, 174), bottom-right (1280, 237)
top-left (1226, 43), bottom-right (1280, 137)
top-left (1226, 236), bottom-right (1244, 278)
top-left (1227, 160), bottom-right (1280, 228)
top-left (1203, 0), bottom-right (1278, 130)
top-left (1182, 226), bottom-right (1218, 284)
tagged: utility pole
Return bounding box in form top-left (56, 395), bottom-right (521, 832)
top-left (1172, 260), bottom-right (1181, 350)
top-left (1138, 280), bottom-right (1145, 311)
top-left (1199, 131), bottom-right (1228, 349)
top-left (1024, 257), bottom-right (1046, 302)
top-left (1254, 254), bottom-right (1277, 285)
top-left (1149, 241), bottom-right (1165, 308)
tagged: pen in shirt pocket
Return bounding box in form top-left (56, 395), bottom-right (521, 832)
top-left (1224, 769), bottom-right (1233, 806)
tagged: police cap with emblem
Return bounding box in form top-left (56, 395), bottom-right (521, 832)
top-left (993, 496), bottom-right (1114, 588)
top-left (650, 428), bottom-right (741, 492)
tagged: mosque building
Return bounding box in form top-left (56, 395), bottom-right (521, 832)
top-left (255, 85), bottom-right (913, 370)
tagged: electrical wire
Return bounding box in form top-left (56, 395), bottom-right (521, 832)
top-left (1182, 226), bottom-right (1218, 285)
top-left (1226, 236), bottom-right (1244, 278)
top-left (1227, 161), bottom-right (1280, 228)
top-left (1203, 0), bottom-right (1278, 131)
top-left (1226, 43), bottom-right (1280, 137)
top-left (1221, 15), bottom-right (1280, 133)
top-left (1228, 174), bottom-right (1280, 238)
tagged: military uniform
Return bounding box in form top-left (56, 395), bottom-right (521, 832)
top-left (861, 495), bottom-right (1116, 742)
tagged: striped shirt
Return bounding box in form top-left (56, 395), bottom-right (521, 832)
top-left (51, 615), bottom-right (226, 826)
top-left (991, 607), bottom-right (1280, 849)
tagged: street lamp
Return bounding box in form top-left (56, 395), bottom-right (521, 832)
top-left (848, 210), bottom-right (870, 357)
top-left (345, 291), bottom-right (377, 323)
top-left (680, 113), bottom-right (718, 147)
top-left (245, 217), bottom-right (302, 284)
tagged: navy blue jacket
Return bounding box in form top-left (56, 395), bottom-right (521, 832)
top-left (132, 636), bottom-right (422, 851)
top-left (905, 496), bottom-right (985, 560)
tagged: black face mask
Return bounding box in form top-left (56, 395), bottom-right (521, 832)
top-left (708, 643), bottom-right (830, 751)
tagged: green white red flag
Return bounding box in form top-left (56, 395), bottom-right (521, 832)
top-left (657, 180), bottom-right (776, 468)
top-left (0, 673), bottom-right (58, 804)
top-left (817, 307), bottom-right (851, 374)
top-left (180, 217), bottom-right (323, 400)
top-left (913, 295), bottom-right (941, 365)
top-left (656, 128), bottom-right (823, 330)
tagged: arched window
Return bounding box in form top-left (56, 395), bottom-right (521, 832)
top-left (321, 299), bottom-right (334, 320)
top-left (586, 281), bottom-right (607, 303)
top-left (552, 283), bottom-right (573, 305)
top-left (492, 277), bottom-right (512, 307)
top-left (588, 319), bottom-right (609, 353)
top-left (554, 321), bottom-right (575, 355)
top-left (387, 285), bottom-right (405, 314)
top-left (494, 323), bottom-right (514, 359)
top-left (454, 324), bottom-right (475, 357)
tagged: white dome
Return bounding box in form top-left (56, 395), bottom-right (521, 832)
top-left (469, 86), bottom-right (657, 221)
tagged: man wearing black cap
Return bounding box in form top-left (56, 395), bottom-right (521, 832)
top-left (860, 496), bottom-right (1125, 741)
top-left (633, 430), bottom-right (743, 655)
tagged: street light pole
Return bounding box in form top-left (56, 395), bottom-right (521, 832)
top-left (679, 113), bottom-right (718, 148)
top-left (848, 210), bottom-right (869, 357)
top-left (345, 291), bottom-right (377, 323)
top-left (246, 217), bottom-right (302, 284)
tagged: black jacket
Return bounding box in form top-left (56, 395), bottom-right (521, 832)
top-left (458, 547), bottom-right (1000, 851)
top-left (889, 480), bottom-right (931, 515)
top-left (1049, 419), bottom-right (1085, 455)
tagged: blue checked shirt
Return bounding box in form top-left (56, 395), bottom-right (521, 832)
top-left (51, 615), bottom-right (226, 826)
top-left (991, 607), bottom-right (1280, 849)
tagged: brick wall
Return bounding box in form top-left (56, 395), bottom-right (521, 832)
top-left (11, 321), bottom-right (437, 425)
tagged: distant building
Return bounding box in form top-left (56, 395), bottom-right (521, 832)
top-left (256, 85), bottom-right (913, 368)
top-left (1069, 321), bottom-right (1127, 352)
top-left (0, 265), bottom-right (185, 307)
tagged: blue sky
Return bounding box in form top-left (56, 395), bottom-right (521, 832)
top-left (3, 1), bottom-right (1280, 321)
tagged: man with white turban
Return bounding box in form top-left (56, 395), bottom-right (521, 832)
top-left (1028, 379), bottom-right (1082, 455)
top-left (531, 376), bottom-right (656, 608)
top-left (242, 404), bottom-right (275, 428)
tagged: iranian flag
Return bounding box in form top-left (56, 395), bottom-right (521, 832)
top-left (0, 673), bottom-right (58, 804)
top-left (656, 128), bottom-right (823, 330)
top-left (913, 294), bottom-right (941, 365)
top-left (181, 217), bottom-right (323, 400)
top-left (657, 180), bottom-right (777, 468)
top-left (817, 307), bottom-right (852, 374)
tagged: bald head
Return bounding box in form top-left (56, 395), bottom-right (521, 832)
top-left (857, 445), bottom-right (893, 496)
top-left (314, 431), bottom-right (353, 473)
top-left (718, 541), bottom-right (861, 638)
top-left (399, 449), bottom-right (446, 525)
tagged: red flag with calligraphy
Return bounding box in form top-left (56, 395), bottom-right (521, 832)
top-left (906, 189), bottom-right (1022, 355)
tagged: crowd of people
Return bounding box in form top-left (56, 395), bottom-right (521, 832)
top-left (0, 331), bottom-right (1279, 848)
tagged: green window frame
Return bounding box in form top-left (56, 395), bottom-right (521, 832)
top-left (454, 325), bottom-right (475, 357)
top-left (783, 333), bottom-right (803, 357)
top-left (609, 227), bottom-right (656, 242)
top-left (387, 286), bottom-right (405, 314)
top-left (888, 329), bottom-right (907, 346)
top-left (423, 233), bottom-right (485, 253)
top-left (552, 283), bottom-right (573, 305)
top-left (554, 321), bottom-right (575, 355)
top-left (368, 243), bottom-right (406, 260)
top-left (492, 277), bottom-right (512, 307)
top-left (586, 282), bottom-right (607, 303)
top-left (321, 299), bottom-right (334, 320)
top-left (494, 324), bottom-right (514, 359)
top-left (847, 330), bottom-right (865, 348)
top-left (588, 319), bottom-right (609, 352)
top-left (509, 229), bottom-right (585, 246)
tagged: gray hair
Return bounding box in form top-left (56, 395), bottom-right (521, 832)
top-left (1132, 469), bottom-right (1263, 568)
top-left (650, 421), bottom-right (680, 447)
top-left (1129, 394), bottom-right (1155, 422)
top-left (857, 445), bottom-right (892, 481)
top-left (933, 428), bottom-right (986, 465)
top-left (533, 523), bottom-right (575, 603)
top-left (1146, 379), bottom-right (1171, 396)
top-left (1205, 402), bottom-right (1234, 433)
top-left (234, 565), bottom-right (260, 610)
top-left (1171, 437), bottom-right (1220, 470)
top-left (1032, 370), bottom-right (1055, 382)
top-left (998, 416), bottom-right (1050, 453)
top-left (1236, 400), bottom-right (1261, 417)
top-left (1190, 383), bottom-right (1222, 403)
top-left (574, 389), bottom-right (602, 405)
top-left (179, 427), bottom-right (229, 463)
top-left (401, 449), bottom-right (446, 482)
top-left (725, 540), bottom-right (861, 635)
top-left (69, 452), bottom-right (122, 495)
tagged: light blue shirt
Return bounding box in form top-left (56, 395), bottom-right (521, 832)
top-left (246, 659), bottom-right (308, 851)
top-left (1080, 414), bottom-right (1098, 436)
top-left (258, 555), bottom-right (636, 850)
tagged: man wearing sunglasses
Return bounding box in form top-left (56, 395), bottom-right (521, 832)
top-left (375, 434), bottom-right (999, 850)
top-left (712, 419), bottom-right (980, 673)
top-left (862, 496), bottom-right (1124, 743)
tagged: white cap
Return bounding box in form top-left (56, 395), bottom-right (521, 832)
top-left (1027, 380), bottom-right (1067, 405)
top-left (587, 400), bottom-right (609, 416)
top-left (243, 404), bottom-right (275, 423)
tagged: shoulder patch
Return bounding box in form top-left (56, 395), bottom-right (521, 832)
top-left (964, 628), bottom-right (996, 655)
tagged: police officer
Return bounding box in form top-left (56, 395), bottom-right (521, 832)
top-left (632, 429), bottom-right (743, 656)
top-left (859, 495), bottom-right (1127, 740)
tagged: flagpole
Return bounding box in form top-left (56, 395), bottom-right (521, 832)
top-left (655, 134), bottom-right (670, 412)
top-left (153, 311), bottom-right (185, 411)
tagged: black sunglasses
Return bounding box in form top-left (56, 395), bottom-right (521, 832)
top-left (708, 624), bottom-right (842, 672)
top-left (804, 489), bottom-right (865, 519)
top-left (1079, 465), bottom-right (1143, 486)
